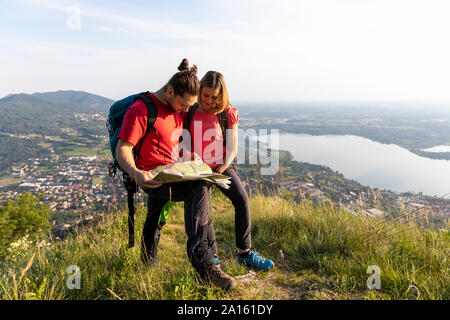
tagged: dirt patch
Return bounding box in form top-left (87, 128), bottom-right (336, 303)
top-left (0, 176), bottom-right (23, 186)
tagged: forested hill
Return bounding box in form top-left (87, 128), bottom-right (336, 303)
top-left (0, 91), bottom-right (114, 173)
top-left (31, 90), bottom-right (113, 109)
top-left (1, 90), bottom-right (113, 109)
top-left (0, 91), bottom-right (113, 135)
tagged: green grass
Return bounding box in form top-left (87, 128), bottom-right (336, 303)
top-left (62, 146), bottom-right (99, 157)
top-left (0, 175), bottom-right (23, 186)
top-left (92, 177), bottom-right (106, 185)
top-left (62, 146), bottom-right (110, 161)
top-left (1, 192), bottom-right (448, 300)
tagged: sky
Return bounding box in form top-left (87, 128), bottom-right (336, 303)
top-left (1, 0), bottom-right (450, 104)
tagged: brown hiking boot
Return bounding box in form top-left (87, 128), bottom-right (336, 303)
top-left (196, 261), bottom-right (237, 291)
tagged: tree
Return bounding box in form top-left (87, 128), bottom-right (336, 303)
top-left (0, 193), bottom-right (51, 258)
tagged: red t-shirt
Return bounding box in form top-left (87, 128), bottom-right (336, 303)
top-left (183, 105), bottom-right (239, 170)
top-left (118, 93), bottom-right (183, 171)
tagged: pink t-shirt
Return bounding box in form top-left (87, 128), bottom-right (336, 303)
top-left (184, 106), bottom-right (238, 170)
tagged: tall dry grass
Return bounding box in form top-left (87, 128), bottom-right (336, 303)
top-left (1, 191), bottom-right (448, 300)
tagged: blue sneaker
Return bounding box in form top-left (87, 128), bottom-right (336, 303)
top-left (237, 250), bottom-right (274, 271)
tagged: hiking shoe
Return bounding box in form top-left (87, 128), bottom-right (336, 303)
top-left (196, 261), bottom-right (237, 291)
top-left (237, 250), bottom-right (274, 271)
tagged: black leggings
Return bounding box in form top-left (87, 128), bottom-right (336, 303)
top-left (209, 166), bottom-right (252, 253)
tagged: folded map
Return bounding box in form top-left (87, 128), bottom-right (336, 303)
top-left (148, 161), bottom-right (232, 189)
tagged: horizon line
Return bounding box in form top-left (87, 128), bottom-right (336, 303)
top-left (2, 90), bottom-right (450, 107)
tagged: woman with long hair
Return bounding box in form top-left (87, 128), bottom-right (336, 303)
top-left (183, 71), bottom-right (274, 271)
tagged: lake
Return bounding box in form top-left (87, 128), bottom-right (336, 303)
top-left (422, 145), bottom-right (450, 153)
top-left (266, 133), bottom-right (450, 197)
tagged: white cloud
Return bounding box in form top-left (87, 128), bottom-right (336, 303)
top-left (23, 0), bottom-right (243, 41)
top-left (3, 0), bottom-right (450, 103)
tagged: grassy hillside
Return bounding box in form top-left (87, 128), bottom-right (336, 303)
top-left (1, 190), bottom-right (448, 300)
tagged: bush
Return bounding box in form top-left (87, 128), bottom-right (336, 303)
top-left (0, 193), bottom-right (51, 260)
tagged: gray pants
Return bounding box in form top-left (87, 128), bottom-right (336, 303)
top-left (142, 180), bottom-right (214, 269)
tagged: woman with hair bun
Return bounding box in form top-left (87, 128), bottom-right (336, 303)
top-left (183, 71), bottom-right (274, 271)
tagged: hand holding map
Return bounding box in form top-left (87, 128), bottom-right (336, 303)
top-left (148, 160), bottom-right (232, 189)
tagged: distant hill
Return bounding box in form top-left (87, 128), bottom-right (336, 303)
top-left (0, 91), bottom-right (113, 136)
top-left (31, 90), bottom-right (114, 110)
top-left (1, 90), bottom-right (114, 112)
top-left (0, 93), bottom-right (52, 104)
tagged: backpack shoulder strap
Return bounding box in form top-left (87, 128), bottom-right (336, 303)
top-left (217, 107), bottom-right (228, 146)
top-left (134, 92), bottom-right (158, 159)
top-left (185, 103), bottom-right (228, 146)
